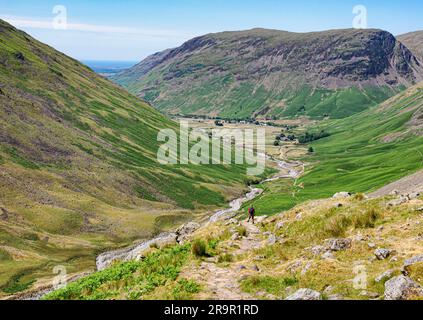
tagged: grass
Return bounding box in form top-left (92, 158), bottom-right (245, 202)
top-left (43, 244), bottom-right (191, 300)
top-left (247, 84), bottom-right (423, 215)
top-left (191, 240), bottom-right (208, 258)
top-left (0, 19), bottom-right (261, 296)
top-left (114, 28), bottom-right (403, 120)
top-left (237, 195), bottom-right (423, 300)
top-left (240, 276), bottom-right (298, 298)
top-left (237, 226), bottom-right (247, 237)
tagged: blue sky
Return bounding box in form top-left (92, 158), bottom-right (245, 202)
top-left (1, 0), bottom-right (422, 61)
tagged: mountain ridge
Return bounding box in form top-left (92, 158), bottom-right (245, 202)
top-left (113, 28), bottom-right (423, 119)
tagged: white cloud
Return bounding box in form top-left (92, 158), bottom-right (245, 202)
top-left (1, 15), bottom-right (193, 39)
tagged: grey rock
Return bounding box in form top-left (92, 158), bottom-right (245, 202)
top-left (327, 294), bottom-right (344, 300)
top-left (286, 288), bottom-right (322, 300)
top-left (251, 265), bottom-right (260, 272)
top-left (287, 261), bottom-right (302, 273)
top-left (276, 221), bottom-right (287, 230)
top-left (367, 242), bottom-right (376, 249)
top-left (176, 222), bottom-right (200, 242)
top-left (321, 251), bottom-right (336, 260)
top-left (387, 196), bottom-right (408, 207)
top-left (268, 234), bottom-right (277, 245)
top-left (323, 286), bottom-right (334, 295)
top-left (301, 262), bottom-right (312, 275)
top-left (332, 192), bottom-right (351, 199)
top-left (360, 290), bottom-right (380, 299)
top-left (326, 238), bottom-right (352, 251)
top-left (231, 233), bottom-right (240, 241)
top-left (384, 275), bottom-right (423, 300)
top-left (375, 270), bottom-right (394, 283)
top-left (390, 190), bottom-right (399, 196)
top-left (310, 245), bottom-right (327, 256)
top-left (374, 248), bottom-right (392, 260)
top-left (407, 192), bottom-right (421, 200)
top-left (402, 254), bottom-right (423, 275)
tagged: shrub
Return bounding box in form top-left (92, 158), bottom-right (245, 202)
top-left (353, 193), bottom-right (366, 201)
top-left (192, 239), bottom-right (208, 257)
top-left (217, 253), bottom-right (233, 263)
top-left (352, 208), bottom-right (380, 228)
top-left (237, 226), bottom-right (247, 237)
top-left (172, 279), bottom-right (200, 300)
top-left (324, 214), bottom-right (351, 237)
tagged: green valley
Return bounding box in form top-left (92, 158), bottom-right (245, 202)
top-left (0, 19), bottom-right (257, 297)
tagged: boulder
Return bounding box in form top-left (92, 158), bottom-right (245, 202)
top-left (384, 275), bottom-right (423, 300)
top-left (326, 238), bottom-right (352, 251)
top-left (267, 234), bottom-right (277, 245)
top-left (321, 251), bottom-right (336, 260)
top-left (231, 233), bottom-right (240, 241)
top-left (374, 248), bottom-right (392, 260)
top-left (286, 288), bottom-right (322, 300)
top-left (276, 221), bottom-right (287, 230)
top-left (402, 254), bottom-right (423, 275)
top-left (332, 192), bottom-right (351, 199)
top-left (310, 245), bottom-right (327, 256)
top-left (387, 196), bottom-right (408, 207)
top-left (407, 192), bottom-right (421, 200)
top-left (375, 270), bottom-right (394, 283)
top-left (251, 265), bottom-right (260, 272)
top-left (176, 222), bottom-right (200, 242)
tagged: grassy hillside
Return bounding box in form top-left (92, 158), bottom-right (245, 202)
top-left (45, 192), bottom-right (423, 300)
top-left (0, 20), bottom-right (255, 296)
top-left (399, 31), bottom-right (423, 61)
top-left (113, 28), bottom-right (422, 120)
top-left (250, 82), bottom-right (423, 215)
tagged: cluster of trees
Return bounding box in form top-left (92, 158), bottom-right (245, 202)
top-left (298, 130), bottom-right (330, 144)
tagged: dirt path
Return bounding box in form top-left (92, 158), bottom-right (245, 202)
top-left (180, 221), bottom-right (268, 300)
top-left (369, 169), bottom-right (423, 198)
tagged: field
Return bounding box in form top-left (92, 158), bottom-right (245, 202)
top-left (248, 84), bottom-right (423, 215)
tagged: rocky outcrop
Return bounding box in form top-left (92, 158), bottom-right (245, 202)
top-left (285, 289), bottom-right (322, 300)
top-left (374, 248), bottom-right (392, 260)
top-left (402, 254), bottom-right (423, 275)
top-left (384, 276), bottom-right (423, 300)
top-left (325, 238), bottom-right (352, 251)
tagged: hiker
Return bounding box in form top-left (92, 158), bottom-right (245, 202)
top-left (248, 206), bottom-right (256, 224)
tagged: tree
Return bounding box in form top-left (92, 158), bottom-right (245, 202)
top-left (308, 147), bottom-right (314, 153)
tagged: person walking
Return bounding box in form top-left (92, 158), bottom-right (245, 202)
top-left (247, 206), bottom-right (256, 224)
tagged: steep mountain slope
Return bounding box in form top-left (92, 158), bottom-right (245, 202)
top-left (113, 28), bottom-right (423, 119)
top-left (252, 81), bottom-right (423, 215)
top-left (0, 20), bottom-right (251, 295)
top-left (46, 83), bottom-right (423, 301)
top-left (399, 31), bottom-right (423, 61)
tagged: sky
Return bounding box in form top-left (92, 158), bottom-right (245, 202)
top-left (0, 0), bottom-right (422, 61)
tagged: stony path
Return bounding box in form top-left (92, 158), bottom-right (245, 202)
top-left (369, 169), bottom-right (423, 198)
top-left (181, 221), bottom-right (267, 300)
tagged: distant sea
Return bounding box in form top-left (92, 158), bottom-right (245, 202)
top-left (81, 60), bottom-right (137, 78)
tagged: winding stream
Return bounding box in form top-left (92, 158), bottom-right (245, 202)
top-left (24, 157), bottom-right (303, 300)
